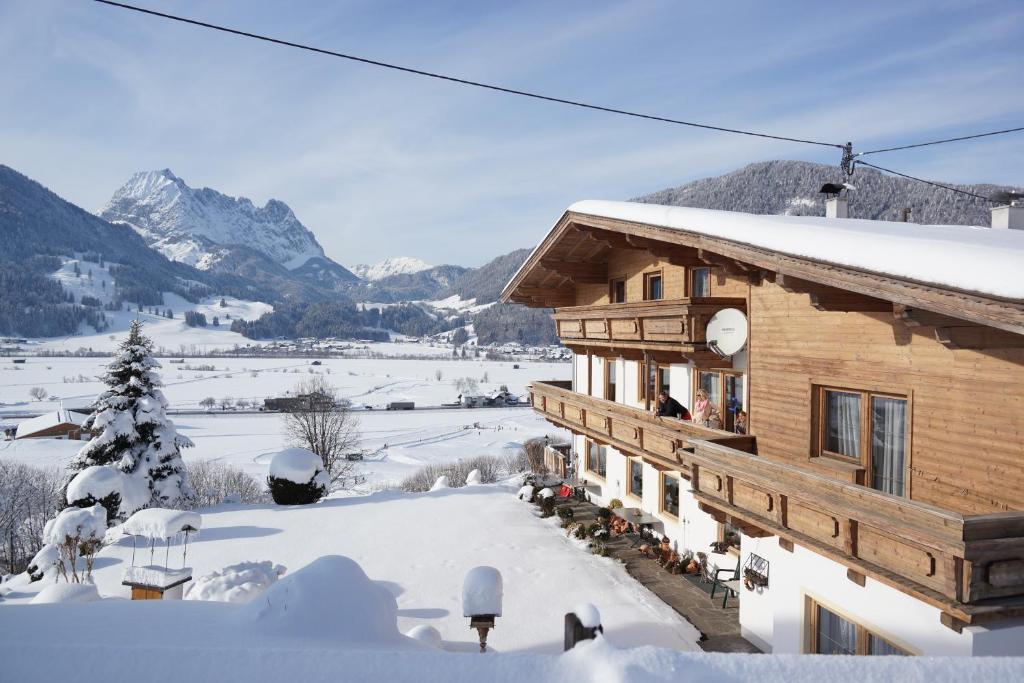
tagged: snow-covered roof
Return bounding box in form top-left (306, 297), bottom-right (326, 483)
top-left (565, 200), bottom-right (1024, 300)
top-left (121, 508), bottom-right (202, 539)
top-left (15, 409), bottom-right (84, 439)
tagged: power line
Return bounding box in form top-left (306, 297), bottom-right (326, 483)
top-left (855, 160), bottom-right (993, 202)
top-left (92, 0), bottom-right (843, 149)
top-left (857, 126), bottom-right (1024, 157)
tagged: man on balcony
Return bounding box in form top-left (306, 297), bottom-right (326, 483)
top-left (654, 390), bottom-right (691, 421)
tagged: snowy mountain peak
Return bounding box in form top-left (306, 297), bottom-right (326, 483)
top-left (100, 170), bottom-right (327, 271)
top-left (351, 257), bottom-right (433, 281)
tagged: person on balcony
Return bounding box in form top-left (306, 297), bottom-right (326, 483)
top-left (693, 389), bottom-right (722, 428)
top-left (654, 390), bottom-right (691, 421)
top-left (734, 410), bottom-right (748, 435)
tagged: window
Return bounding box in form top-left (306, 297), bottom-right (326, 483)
top-left (815, 386), bottom-right (908, 496)
top-left (695, 370), bottom-right (745, 431)
top-left (807, 598), bottom-right (911, 656)
top-left (628, 459), bottom-right (644, 499)
top-left (691, 267), bottom-right (711, 298)
top-left (610, 278), bottom-right (626, 303)
top-left (643, 271), bottom-right (663, 301)
top-left (639, 361), bottom-right (670, 403)
top-left (604, 359), bottom-right (617, 401)
top-left (586, 441), bottom-right (607, 478)
top-left (661, 473), bottom-right (679, 517)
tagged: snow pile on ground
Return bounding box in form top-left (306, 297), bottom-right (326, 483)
top-left (405, 624), bottom-right (443, 649)
top-left (462, 566), bottom-right (502, 617)
top-left (120, 508), bottom-right (202, 540)
top-left (465, 468), bottom-right (482, 485)
top-left (574, 603), bottom-right (601, 629)
top-left (30, 583), bottom-right (101, 604)
top-left (44, 505), bottom-right (107, 546)
top-left (186, 561), bottom-right (285, 603)
top-left (268, 448), bottom-right (329, 486)
top-left (430, 475), bottom-right (450, 491)
top-left (237, 556), bottom-right (414, 648)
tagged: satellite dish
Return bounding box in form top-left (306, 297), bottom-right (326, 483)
top-left (706, 308), bottom-right (748, 357)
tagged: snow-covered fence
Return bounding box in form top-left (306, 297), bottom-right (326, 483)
top-left (0, 462), bottom-right (64, 574)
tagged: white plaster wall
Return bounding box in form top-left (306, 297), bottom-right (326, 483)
top-left (590, 357), bottom-right (604, 399)
top-left (735, 534), bottom-right (1006, 656)
top-left (572, 354), bottom-right (586, 391)
top-left (668, 363), bottom-right (693, 413)
top-left (969, 618), bottom-right (1024, 655)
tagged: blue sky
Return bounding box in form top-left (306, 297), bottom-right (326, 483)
top-left (1, 0), bottom-right (1022, 266)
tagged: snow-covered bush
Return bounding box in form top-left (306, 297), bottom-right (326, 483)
top-left (465, 469), bottom-right (482, 485)
top-left (0, 462), bottom-right (64, 575)
top-left (42, 504), bottom-right (107, 583)
top-left (185, 561), bottom-right (285, 603)
top-left (68, 320), bottom-right (194, 520)
top-left (31, 582), bottom-right (100, 604)
top-left (267, 448), bottom-right (329, 505)
top-left (429, 475), bottom-right (450, 491)
top-left (405, 624), bottom-right (443, 649)
top-left (184, 461), bottom-right (268, 509)
top-left (65, 465), bottom-right (146, 524)
top-left (497, 448), bottom-right (528, 475)
top-left (517, 485), bottom-right (538, 502)
top-left (399, 455), bottom-right (502, 492)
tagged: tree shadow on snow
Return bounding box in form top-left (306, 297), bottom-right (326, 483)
top-left (397, 607), bottom-right (449, 619)
top-left (190, 525), bottom-right (282, 543)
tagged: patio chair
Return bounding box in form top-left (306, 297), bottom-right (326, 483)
top-left (709, 556), bottom-right (742, 608)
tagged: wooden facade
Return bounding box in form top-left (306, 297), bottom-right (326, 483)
top-left (506, 207), bottom-right (1024, 629)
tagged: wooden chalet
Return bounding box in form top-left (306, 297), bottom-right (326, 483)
top-left (502, 198), bottom-right (1024, 655)
top-left (15, 409), bottom-right (85, 440)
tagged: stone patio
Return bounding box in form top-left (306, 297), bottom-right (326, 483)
top-left (555, 495), bottom-right (761, 653)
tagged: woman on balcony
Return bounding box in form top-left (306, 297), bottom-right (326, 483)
top-left (692, 389), bottom-right (723, 429)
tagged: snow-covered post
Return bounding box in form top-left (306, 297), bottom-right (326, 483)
top-left (462, 566), bottom-right (503, 653)
top-left (564, 603), bottom-right (603, 650)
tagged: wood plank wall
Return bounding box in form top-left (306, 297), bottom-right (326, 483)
top-left (574, 253), bottom-right (746, 306)
top-left (749, 281), bottom-right (1024, 515)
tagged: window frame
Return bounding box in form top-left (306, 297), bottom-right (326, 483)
top-left (609, 277), bottom-right (627, 304)
top-left (626, 457), bottom-right (644, 501)
top-left (689, 266), bottom-right (712, 298)
top-left (659, 472), bottom-right (680, 519)
top-left (638, 360), bottom-right (670, 403)
top-left (604, 358), bottom-right (617, 402)
top-left (643, 270), bottom-right (664, 301)
top-left (805, 596), bottom-right (914, 656)
top-left (693, 369), bottom-right (745, 430)
top-left (585, 440), bottom-right (607, 480)
top-left (811, 383), bottom-right (911, 496)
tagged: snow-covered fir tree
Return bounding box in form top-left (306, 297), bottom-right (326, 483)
top-left (66, 320), bottom-right (193, 520)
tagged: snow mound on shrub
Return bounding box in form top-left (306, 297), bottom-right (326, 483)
top-left (121, 508), bottom-right (202, 540)
top-left (43, 505), bottom-right (107, 545)
top-left (65, 466), bottom-right (150, 517)
top-left (429, 475), bottom-right (450, 491)
top-left (462, 566), bottom-right (502, 617)
top-left (465, 469), bottom-right (482, 485)
top-left (31, 583), bottom-right (101, 604)
top-left (186, 561), bottom-right (285, 603)
top-left (236, 555), bottom-right (413, 647)
top-left (405, 624), bottom-right (443, 649)
top-left (517, 485), bottom-right (533, 500)
top-left (537, 487), bottom-right (554, 499)
top-left (268, 448), bottom-right (329, 486)
top-left (574, 602), bottom-right (601, 628)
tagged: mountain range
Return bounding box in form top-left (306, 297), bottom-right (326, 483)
top-left (2, 159), bottom-right (1019, 344)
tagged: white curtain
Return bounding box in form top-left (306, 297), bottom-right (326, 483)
top-left (826, 392), bottom-right (860, 457)
top-left (871, 397), bottom-right (907, 496)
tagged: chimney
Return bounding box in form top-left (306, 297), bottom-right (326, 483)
top-left (825, 196), bottom-right (848, 219)
top-left (991, 198), bottom-right (1024, 230)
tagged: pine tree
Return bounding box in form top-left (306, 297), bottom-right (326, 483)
top-left (68, 320), bottom-right (193, 519)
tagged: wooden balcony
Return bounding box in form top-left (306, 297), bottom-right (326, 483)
top-left (528, 380), bottom-right (754, 473)
top-left (529, 380), bottom-right (1024, 628)
top-left (688, 439), bottom-right (1024, 628)
top-left (551, 298), bottom-right (746, 364)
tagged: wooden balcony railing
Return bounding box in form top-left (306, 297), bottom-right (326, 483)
top-left (551, 298), bottom-right (746, 358)
top-left (528, 380), bottom-right (753, 472)
top-left (686, 439), bottom-right (1024, 626)
top-left (529, 380), bottom-right (1024, 627)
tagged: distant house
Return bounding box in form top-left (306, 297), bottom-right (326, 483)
top-left (264, 391), bottom-right (336, 412)
top-left (15, 409), bottom-right (86, 440)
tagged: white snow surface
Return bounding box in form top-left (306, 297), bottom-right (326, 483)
top-left (559, 200), bottom-right (1024, 299)
top-left (462, 565), bottom-right (503, 617)
top-left (405, 624), bottom-right (443, 649)
top-left (268, 448), bottom-right (327, 485)
top-left (186, 561), bottom-right (285, 603)
top-left (100, 169), bottom-right (326, 271)
top-left (30, 583), bottom-right (100, 604)
top-left (430, 475), bottom-right (450, 491)
top-left (574, 602), bottom-right (601, 629)
top-left (120, 508), bottom-right (202, 540)
top-left (351, 257), bottom-right (432, 281)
